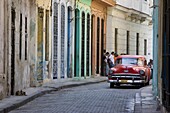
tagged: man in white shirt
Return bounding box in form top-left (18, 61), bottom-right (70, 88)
top-left (109, 52), bottom-right (115, 65)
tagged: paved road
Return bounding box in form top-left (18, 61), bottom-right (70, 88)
top-left (10, 83), bottom-right (141, 113)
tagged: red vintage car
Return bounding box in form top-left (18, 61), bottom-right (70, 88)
top-left (108, 55), bottom-right (151, 88)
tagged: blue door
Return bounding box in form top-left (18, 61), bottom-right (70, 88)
top-left (67, 7), bottom-right (71, 78)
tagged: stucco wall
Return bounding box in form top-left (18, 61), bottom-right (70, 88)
top-left (91, 1), bottom-right (107, 75)
top-left (0, 0), bottom-right (6, 99)
top-left (116, 0), bottom-right (152, 16)
top-left (107, 7), bottom-right (153, 61)
top-left (6, 0), bottom-right (32, 93)
top-left (0, 0), bottom-right (5, 74)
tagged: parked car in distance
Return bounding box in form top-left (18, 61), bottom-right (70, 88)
top-left (108, 55), bottom-right (151, 88)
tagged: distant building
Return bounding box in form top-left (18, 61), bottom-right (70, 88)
top-left (106, 0), bottom-right (153, 61)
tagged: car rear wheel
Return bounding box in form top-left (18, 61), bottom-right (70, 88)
top-left (110, 83), bottom-right (114, 88)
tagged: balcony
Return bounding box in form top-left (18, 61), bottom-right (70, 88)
top-left (93, 0), bottom-right (116, 6)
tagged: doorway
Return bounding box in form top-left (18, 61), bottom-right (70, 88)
top-left (74, 9), bottom-right (80, 77)
top-left (11, 8), bottom-right (15, 95)
top-left (67, 7), bottom-right (72, 78)
top-left (96, 17), bottom-right (100, 74)
top-left (81, 12), bottom-right (85, 77)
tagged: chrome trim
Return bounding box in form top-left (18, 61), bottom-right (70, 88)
top-left (108, 80), bottom-right (145, 83)
top-left (112, 73), bottom-right (140, 76)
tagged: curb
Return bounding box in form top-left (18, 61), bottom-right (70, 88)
top-left (0, 79), bottom-right (106, 113)
top-left (134, 92), bottom-right (142, 113)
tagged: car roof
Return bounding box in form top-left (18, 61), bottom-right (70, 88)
top-left (116, 55), bottom-right (145, 59)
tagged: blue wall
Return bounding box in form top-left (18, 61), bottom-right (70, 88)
top-left (152, 0), bottom-right (159, 97)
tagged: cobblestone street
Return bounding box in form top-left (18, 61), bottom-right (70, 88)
top-left (10, 83), bottom-right (140, 113)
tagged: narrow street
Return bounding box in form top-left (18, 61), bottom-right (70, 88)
top-left (10, 83), bottom-right (140, 113)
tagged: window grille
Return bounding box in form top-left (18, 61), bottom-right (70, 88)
top-left (61, 5), bottom-right (65, 78)
top-left (53, 2), bottom-right (58, 79)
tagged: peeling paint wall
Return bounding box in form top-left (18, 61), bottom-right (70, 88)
top-left (6, 0), bottom-right (35, 95)
top-left (34, 0), bottom-right (52, 84)
top-left (0, 0), bottom-right (7, 99)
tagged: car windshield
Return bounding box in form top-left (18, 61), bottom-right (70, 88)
top-left (115, 58), bottom-right (143, 66)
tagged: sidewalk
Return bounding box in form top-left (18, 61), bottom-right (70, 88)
top-left (135, 85), bottom-right (162, 113)
top-left (0, 76), bottom-right (106, 113)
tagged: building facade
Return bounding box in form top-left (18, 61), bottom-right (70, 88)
top-left (106, 0), bottom-right (153, 61)
top-left (2, 0), bottom-right (34, 98)
top-left (152, 0), bottom-right (159, 98)
top-left (0, 0), bottom-right (7, 99)
top-left (158, 0), bottom-right (170, 112)
top-left (0, 0), bottom-right (53, 99)
top-left (91, 0), bottom-right (115, 76)
top-left (74, 0), bottom-right (92, 78)
top-left (52, 0), bottom-right (75, 79)
top-left (30, 0), bottom-right (52, 86)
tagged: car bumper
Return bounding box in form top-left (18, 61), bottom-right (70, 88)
top-left (107, 74), bottom-right (146, 84)
top-left (108, 79), bottom-right (145, 84)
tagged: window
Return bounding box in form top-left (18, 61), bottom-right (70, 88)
top-left (81, 12), bottom-right (85, 77)
top-left (53, 3), bottom-right (58, 79)
top-left (144, 39), bottom-right (147, 55)
top-left (19, 14), bottom-right (22, 60)
top-left (115, 28), bottom-right (118, 53)
top-left (60, 5), bottom-right (65, 78)
top-left (86, 14), bottom-right (90, 76)
top-left (45, 10), bottom-right (49, 60)
top-left (126, 31), bottom-right (129, 54)
top-left (25, 17), bottom-right (27, 60)
top-left (136, 33), bottom-right (139, 55)
top-left (96, 17), bottom-right (100, 74)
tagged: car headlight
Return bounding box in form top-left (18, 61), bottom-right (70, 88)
top-left (139, 70), bottom-right (145, 75)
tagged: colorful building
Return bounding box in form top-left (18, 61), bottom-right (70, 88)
top-left (91, 0), bottom-right (115, 76)
top-left (30, 0), bottom-right (52, 85)
top-left (74, 0), bottom-right (92, 78)
top-left (52, 0), bottom-right (75, 79)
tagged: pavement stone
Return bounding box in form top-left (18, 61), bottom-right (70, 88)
top-left (0, 76), bottom-right (106, 113)
top-left (0, 76), bottom-right (163, 113)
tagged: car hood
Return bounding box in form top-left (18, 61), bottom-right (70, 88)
top-left (112, 64), bottom-right (145, 74)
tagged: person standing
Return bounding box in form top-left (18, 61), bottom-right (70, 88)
top-left (101, 50), bottom-right (106, 76)
top-left (109, 52), bottom-right (115, 67)
top-left (105, 52), bottom-right (110, 76)
top-left (148, 59), bottom-right (153, 79)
